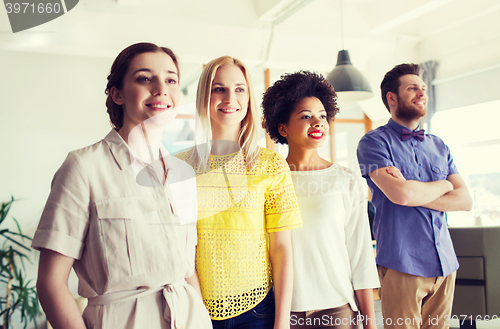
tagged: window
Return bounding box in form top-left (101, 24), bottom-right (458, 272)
top-left (432, 100), bottom-right (500, 226)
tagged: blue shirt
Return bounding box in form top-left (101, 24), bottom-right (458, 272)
top-left (357, 119), bottom-right (459, 277)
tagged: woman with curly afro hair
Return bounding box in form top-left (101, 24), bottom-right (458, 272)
top-left (262, 71), bottom-right (380, 329)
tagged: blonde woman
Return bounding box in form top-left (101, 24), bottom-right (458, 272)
top-left (176, 56), bottom-right (302, 329)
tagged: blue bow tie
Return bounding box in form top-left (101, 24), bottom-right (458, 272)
top-left (401, 128), bottom-right (425, 141)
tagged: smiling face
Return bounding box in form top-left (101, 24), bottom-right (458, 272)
top-left (111, 51), bottom-right (180, 131)
top-left (393, 74), bottom-right (428, 121)
top-left (209, 65), bottom-right (249, 133)
top-left (279, 97), bottom-right (329, 149)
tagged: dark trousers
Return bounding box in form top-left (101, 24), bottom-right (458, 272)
top-left (211, 289), bottom-right (275, 329)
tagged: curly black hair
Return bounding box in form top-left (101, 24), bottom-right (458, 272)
top-left (262, 71), bottom-right (339, 145)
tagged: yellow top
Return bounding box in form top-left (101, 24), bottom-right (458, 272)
top-left (176, 147), bottom-right (302, 319)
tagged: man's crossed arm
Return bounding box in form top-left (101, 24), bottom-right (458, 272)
top-left (369, 166), bottom-right (472, 212)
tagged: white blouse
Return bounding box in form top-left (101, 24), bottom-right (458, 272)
top-left (290, 163), bottom-right (380, 312)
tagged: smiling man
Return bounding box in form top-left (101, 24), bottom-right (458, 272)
top-left (356, 63), bottom-right (472, 329)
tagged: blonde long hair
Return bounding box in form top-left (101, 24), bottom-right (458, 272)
top-left (189, 56), bottom-right (261, 171)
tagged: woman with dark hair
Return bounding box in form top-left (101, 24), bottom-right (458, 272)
top-left (32, 43), bottom-right (212, 329)
top-left (262, 71), bottom-right (379, 329)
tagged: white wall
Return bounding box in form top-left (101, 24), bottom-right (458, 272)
top-left (0, 50), bottom-right (113, 232)
top-left (0, 50), bottom-right (113, 328)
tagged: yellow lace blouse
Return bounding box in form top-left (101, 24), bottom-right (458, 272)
top-left (176, 147), bottom-right (302, 319)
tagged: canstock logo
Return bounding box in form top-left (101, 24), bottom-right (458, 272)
top-left (4, 0), bottom-right (79, 33)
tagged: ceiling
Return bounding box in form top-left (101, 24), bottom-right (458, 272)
top-left (1, 0), bottom-right (499, 120)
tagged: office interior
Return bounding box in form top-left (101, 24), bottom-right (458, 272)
top-left (1, 0), bottom-right (499, 328)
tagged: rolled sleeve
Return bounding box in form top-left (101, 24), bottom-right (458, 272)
top-left (357, 133), bottom-right (394, 178)
top-left (32, 152), bottom-right (90, 259)
top-left (31, 229), bottom-right (84, 259)
top-left (446, 145), bottom-right (459, 176)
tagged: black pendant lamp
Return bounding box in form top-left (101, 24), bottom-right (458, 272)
top-left (327, 50), bottom-right (373, 102)
top-left (326, 0), bottom-right (373, 102)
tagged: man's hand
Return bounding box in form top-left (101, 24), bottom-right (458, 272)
top-left (385, 166), bottom-right (405, 180)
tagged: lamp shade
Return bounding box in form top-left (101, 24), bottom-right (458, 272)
top-left (327, 50), bottom-right (373, 102)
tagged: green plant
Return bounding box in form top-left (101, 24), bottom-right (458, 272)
top-left (0, 197), bottom-right (41, 329)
